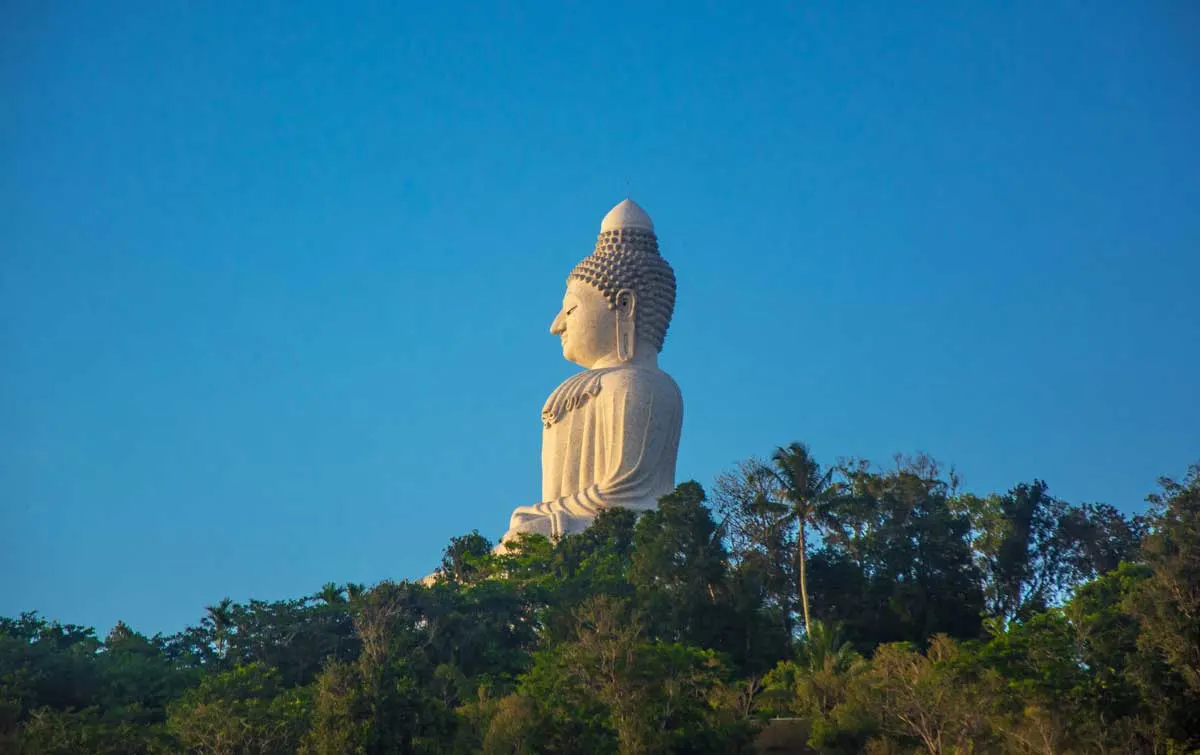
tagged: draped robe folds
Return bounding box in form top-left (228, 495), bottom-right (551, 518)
top-left (504, 365), bottom-right (683, 541)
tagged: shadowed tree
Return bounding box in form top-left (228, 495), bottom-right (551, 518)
top-left (629, 483), bottom-right (726, 642)
top-left (202, 597), bottom-right (235, 663)
top-left (808, 459), bottom-right (984, 649)
top-left (962, 482), bottom-right (1149, 623)
top-left (438, 530), bottom-right (494, 586)
top-left (714, 458), bottom-right (797, 648)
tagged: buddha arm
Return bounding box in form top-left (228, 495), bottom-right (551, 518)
top-left (565, 380), bottom-right (677, 513)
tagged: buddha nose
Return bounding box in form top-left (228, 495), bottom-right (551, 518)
top-left (550, 311), bottom-right (566, 335)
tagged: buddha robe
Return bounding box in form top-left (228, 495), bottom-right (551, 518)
top-left (504, 364), bottom-right (683, 541)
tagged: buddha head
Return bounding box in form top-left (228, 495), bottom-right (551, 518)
top-left (550, 199), bottom-right (677, 369)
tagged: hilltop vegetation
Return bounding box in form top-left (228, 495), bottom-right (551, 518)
top-left (3, 445), bottom-right (1197, 754)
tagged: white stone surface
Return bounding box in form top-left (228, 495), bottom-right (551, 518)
top-left (499, 200), bottom-right (682, 545)
top-left (599, 198), bottom-right (655, 232)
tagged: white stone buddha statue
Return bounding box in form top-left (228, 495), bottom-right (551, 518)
top-left (499, 199), bottom-right (683, 545)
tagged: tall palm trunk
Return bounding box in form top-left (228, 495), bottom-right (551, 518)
top-left (797, 520), bottom-right (811, 634)
top-left (770, 441), bottom-right (827, 639)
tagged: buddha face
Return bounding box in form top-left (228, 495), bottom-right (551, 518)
top-left (550, 279), bottom-right (621, 368)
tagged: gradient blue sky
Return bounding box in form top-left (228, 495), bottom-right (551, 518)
top-left (3, 2), bottom-right (1198, 636)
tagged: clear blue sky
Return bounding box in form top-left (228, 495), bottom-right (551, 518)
top-left (3, 2), bottom-right (1197, 637)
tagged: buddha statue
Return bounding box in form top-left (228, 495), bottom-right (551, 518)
top-left (499, 199), bottom-right (684, 545)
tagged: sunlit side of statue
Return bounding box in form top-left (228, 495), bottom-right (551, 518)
top-left (500, 199), bottom-right (683, 545)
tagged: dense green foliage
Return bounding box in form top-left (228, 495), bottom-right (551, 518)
top-left (3, 447), bottom-right (1197, 754)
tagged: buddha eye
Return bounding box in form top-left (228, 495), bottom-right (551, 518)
top-left (566, 306), bottom-right (577, 315)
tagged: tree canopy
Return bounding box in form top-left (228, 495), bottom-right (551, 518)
top-left (3, 449), bottom-right (1195, 754)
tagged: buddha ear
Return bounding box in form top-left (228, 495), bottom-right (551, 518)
top-left (615, 289), bottom-right (636, 362)
top-left (615, 289), bottom-right (636, 319)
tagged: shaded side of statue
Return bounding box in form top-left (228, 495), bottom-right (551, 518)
top-left (500, 199), bottom-right (683, 545)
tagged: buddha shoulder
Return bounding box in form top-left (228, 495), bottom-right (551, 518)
top-left (542, 365), bottom-right (680, 428)
top-left (596, 364), bottom-right (680, 398)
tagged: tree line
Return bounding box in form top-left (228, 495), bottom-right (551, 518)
top-left (1, 444), bottom-right (1197, 754)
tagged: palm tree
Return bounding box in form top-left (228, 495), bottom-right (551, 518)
top-left (203, 596), bottom-right (234, 660)
top-left (317, 582), bottom-right (347, 605)
top-left (791, 619), bottom-right (862, 717)
top-left (770, 442), bottom-right (835, 635)
top-left (794, 619), bottom-right (859, 675)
